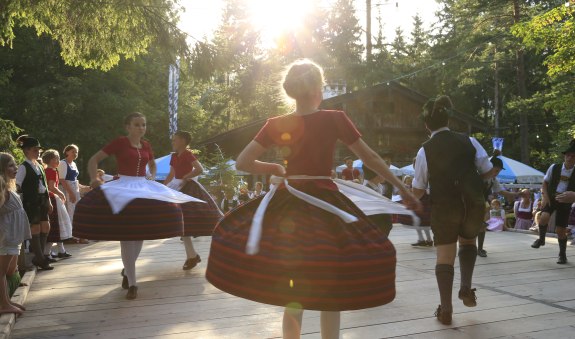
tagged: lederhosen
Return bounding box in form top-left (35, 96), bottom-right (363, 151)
top-left (542, 164), bottom-right (575, 228)
top-left (423, 131), bottom-right (485, 245)
top-left (21, 162), bottom-right (50, 225)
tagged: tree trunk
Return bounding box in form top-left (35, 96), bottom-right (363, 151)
top-left (513, 0), bottom-right (529, 164)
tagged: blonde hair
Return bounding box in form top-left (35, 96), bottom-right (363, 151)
top-left (282, 59), bottom-right (324, 101)
top-left (491, 199), bottom-right (501, 208)
top-left (0, 152), bottom-right (16, 191)
top-left (41, 149), bottom-right (60, 166)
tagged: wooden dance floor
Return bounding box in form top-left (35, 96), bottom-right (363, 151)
top-left (12, 227), bottom-right (575, 338)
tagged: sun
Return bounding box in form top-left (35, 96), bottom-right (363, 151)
top-left (246, 0), bottom-right (314, 45)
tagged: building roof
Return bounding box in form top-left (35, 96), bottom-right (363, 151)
top-left (195, 81), bottom-right (488, 156)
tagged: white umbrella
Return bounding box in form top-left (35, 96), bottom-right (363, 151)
top-left (496, 156), bottom-right (545, 184)
top-left (400, 164), bottom-right (415, 176)
top-left (336, 159), bottom-right (403, 176)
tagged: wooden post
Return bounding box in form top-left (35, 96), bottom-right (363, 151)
top-left (366, 0), bottom-right (372, 60)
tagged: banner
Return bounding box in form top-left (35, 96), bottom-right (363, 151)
top-left (168, 59), bottom-right (180, 138)
top-left (492, 137), bottom-right (504, 152)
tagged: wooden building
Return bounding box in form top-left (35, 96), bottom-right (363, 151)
top-left (195, 81), bottom-right (487, 169)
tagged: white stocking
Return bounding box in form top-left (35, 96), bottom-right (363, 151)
top-left (120, 240), bottom-right (144, 287)
top-left (182, 236), bottom-right (198, 259)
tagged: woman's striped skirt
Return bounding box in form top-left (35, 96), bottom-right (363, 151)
top-left (73, 188), bottom-right (185, 241)
top-left (206, 183), bottom-right (396, 311)
top-left (47, 194), bottom-right (73, 242)
top-left (179, 180), bottom-right (223, 237)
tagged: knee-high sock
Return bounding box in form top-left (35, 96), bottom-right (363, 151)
top-left (121, 241), bottom-right (144, 287)
top-left (39, 233), bottom-right (48, 254)
top-left (435, 264), bottom-right (454, 313)
top-left (477, 231), bottom-right (485, 250)
top-left (539, 224), bottom-right (548, 242)
top-left (458, 245), bottom-right (477, 289)
top-left (416, 230), bottom-right (424, 241)
top-left (182, 236), bottom-right (198, 259)
top-left (424, 229), bottom-right (432, 242)
top-left (558, 238), bottom-right (567, 257)
top-left (43, 242), bottom-right (52, 256)
top-left (30, 235), bottom-right (45, 264)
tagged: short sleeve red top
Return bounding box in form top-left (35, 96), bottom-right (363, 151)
top-left (45, 167), bottom-right (59, 186)
top-left (102, 137), bottom-right (154, 177)
top-left (254, 110), bottom-right (361, 178)
top-left (342, 167), bottom-right (361, 181)
top-left (170, 150), bottom-right (198, 179)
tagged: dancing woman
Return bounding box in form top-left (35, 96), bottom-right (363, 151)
top-left (73, 113), bottom-right (204, 299)
top-left (206, 60), bottom-right (420, 338)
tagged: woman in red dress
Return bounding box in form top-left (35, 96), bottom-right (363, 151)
top-left (164, 131), bottom-right (223, 270)
top-left (206, 60), bottom-right (421, 338)
top-left (41, 149), bottom-right (73, 259)
top-left (73, 113), bottom-right (204, 300)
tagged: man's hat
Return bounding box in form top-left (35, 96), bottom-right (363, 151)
top-left (17, 136), bottom-right (42, 149)
top-left (490, 157), bottom-right (505, 170)
top-left (562, 139), bottom-right (575, 154)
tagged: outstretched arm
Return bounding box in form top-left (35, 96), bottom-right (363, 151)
top-left (348, 138), bottom-right (421, 212)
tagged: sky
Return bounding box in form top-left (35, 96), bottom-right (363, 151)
top-left (177, 0), bottom-right (441, 46)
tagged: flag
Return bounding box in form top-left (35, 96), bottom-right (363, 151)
top-left (492, 137), bottom-right (504, 152)
top-left (168, 59), bottom-right (180, 137)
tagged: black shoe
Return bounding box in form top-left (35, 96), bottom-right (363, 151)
top-left (477, 249), bottom-right (487, 257)
top-left (44, 255), bottom-right (57, 263)
top-left (426, 240), bottom-right (434, 247)
top-left (411, 240), bottom-right (428, 247)
top-left (531, 239), bottom-right (545, 248)
top-left (121, 269), bottom-right (129, 289)
top-left (557, 255), bottom-right (567, 265)
top-left (57, 252), bottom-right (72, 258)
top-left (434, 305), bottom-right (452, 325)
top-left (32, 258), bottom-right (54, 271)
top-left (126, 286), bottom-right (138, 300)
top-left (182, 255), bottom-right (201, 271)
top-left (458, 287), bottom-right (477, 307)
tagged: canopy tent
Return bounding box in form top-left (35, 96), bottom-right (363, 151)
top-left (496, 156), bottom-right (545, 184)
top-left (400, 164), bottom-right (415, 176)
top-left (336, 159), bottom-right (403, 176)
top-left (148, 153), bottom-right (172, 181)
top-left (399, 157), bottom-right (544, 184)
top-left (149, 155), bottom-right (249, 181)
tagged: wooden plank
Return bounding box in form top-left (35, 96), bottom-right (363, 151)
top-left (11, 228), bottom-right (575, 339)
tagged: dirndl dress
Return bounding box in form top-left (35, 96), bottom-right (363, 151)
top-left (486, 209), bottom-right (505, 232)
top-left (73, 176), bottom-right (204, 241)
top-left (397, 194), bottom-right (432, 228)
top-left (167, 178), bottom-right (223, 237)
top-left (47, 194), bottom-right (73, 242)
top-left (206, 176), bottom-right (416, 311)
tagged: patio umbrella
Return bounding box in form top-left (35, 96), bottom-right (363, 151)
top-left (147, 153), bottom-right (173, 181)
top-left (400, 164), bottom-right (415, 176)
top-left (496, 156), bottom-right (545, 184)
top-left (336, 159), bottom-right (403, 176)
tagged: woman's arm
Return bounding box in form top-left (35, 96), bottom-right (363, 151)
top-left (183, 160), bottom-right (204, 180)
top-left (88, 151), bottom-right (109, 188)
top-left (147, 158), bottom-right (157, 180)
top-left (47, 179), bottom-right (66, 202)
top-left (236, 141), bottom-right (285, 176)
top-left (164, 167), bottom-right (175, 185)
top-left (348, 138), bottom-right (421, 212)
